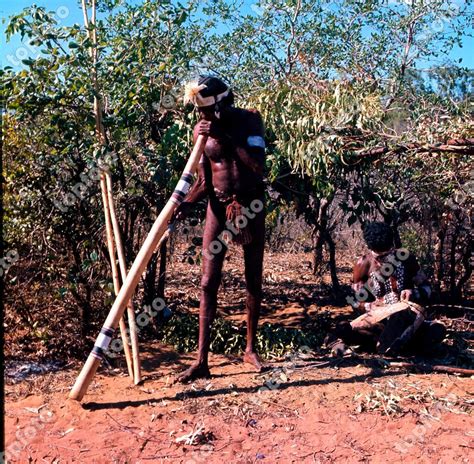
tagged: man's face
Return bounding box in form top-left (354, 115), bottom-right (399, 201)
top-left (198, 104), bottom-right (217, 121)
top-left (369, 245), bottom-right (392, 256)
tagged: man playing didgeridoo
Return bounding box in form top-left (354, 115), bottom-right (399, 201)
top-left (172, 76), bottom-right (266, 382)
top-left (329, 222), bottom-right (446, 356)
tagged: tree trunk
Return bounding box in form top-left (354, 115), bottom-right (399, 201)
top-left (143, 251), bottom-right (158, 307)
top-left (434, 223), bottom-right (446, 292)
top-left (312, 227), bottom-right (324, 274)
top-left (449, 223), bottom-right (461, 299)
top-left (325, 232), bottom-right (340, 291)
top-left (392, 224), bottom-right (402, 249)
top-left (455, 235), bottom-right (473, 298)
top-left (67, 240), bottom-right (93, 336)
top-left (312, 198), bottom-right (329, 275)
top-left (126, 207), bottom-right (139, 260)
top-left (382, 213), bottom-right (402, 248)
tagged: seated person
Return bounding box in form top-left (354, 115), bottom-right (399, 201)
top-left (329, 222), bottom-right (446, 356)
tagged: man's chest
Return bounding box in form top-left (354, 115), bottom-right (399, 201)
top-left (204, 137), bottom-right (233, 161)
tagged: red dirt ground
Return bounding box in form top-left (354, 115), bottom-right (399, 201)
top-left (5, 346), bottom-right (474, 463)
top-left (5, 249), bottom-right (474, 463)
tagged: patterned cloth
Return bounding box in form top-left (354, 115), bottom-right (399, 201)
top-left (367, 250), bottom-right (417, 304)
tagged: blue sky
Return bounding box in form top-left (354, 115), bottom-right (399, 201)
top-left (1, 0), bottom-right (83, 67)
top-left (1, 0), bottom-right (473, 69)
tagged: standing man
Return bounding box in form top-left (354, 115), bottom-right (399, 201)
top-left (172, 76), bottom-right (266, 382)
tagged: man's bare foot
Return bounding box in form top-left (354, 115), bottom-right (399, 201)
top-left (243, 351), bottom-right (263, 372)
top-left (175, 363), bottom-right (211, 383)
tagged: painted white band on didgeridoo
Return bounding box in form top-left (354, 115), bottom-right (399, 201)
top-left (96, 333), bottom-right (112, 350)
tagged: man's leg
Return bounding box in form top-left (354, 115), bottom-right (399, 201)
top-left (403, 320), bottom-right (447, 355)
top-left (376, 310), bottom-right (416, 354)
top-left (333, 321), bottom-right (382, 353)
top-left (177, 201), bottom-right (227, 382)
top-left (242, 207), bottom-right (265, 371)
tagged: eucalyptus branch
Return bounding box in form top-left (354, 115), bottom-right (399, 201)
top-left (286, 0), bottom-right (302, 74)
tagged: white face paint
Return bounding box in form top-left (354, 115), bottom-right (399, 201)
top-left (247, 135), bottom-right (265, 148)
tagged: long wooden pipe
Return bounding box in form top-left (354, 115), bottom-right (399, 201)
top-left (81, 0), bottom-right (136, 380)
top-left (105, 172), bottom-right (142, 384)
top-left (99, 174), bottom-right (134, 379)
top-left (69, 135), bottom-right (207, 401)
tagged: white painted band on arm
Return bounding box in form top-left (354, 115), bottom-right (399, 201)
top-left (247, 135), bottom-right (265, 148)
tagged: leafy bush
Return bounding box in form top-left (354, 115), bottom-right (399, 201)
top-left (157, 310), bottom-right (330, 359)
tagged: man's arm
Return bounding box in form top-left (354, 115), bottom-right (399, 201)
top-left (350, 256), bottom-right (373, 310)
top-left (352, 256), bottom-right (370, 292)
top-left (401, 254), bottom-right (432, 303)
top-left (234, 110), bottom-right (265, 175)
top-left (183, 156), bottom-right (209, 203)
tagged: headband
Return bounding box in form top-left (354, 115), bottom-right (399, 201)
top-left (184, 81), bottom-right (230, 107)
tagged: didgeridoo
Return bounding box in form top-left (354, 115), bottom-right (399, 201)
top-left (69, 135), bottom-right (207, 401)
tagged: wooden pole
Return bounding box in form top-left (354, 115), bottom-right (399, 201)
top-left (100, 174), bottom-right (134, 379)
top-left (388, 361), bottom-right (474, 377)
top-left (80, 0), bottom-right (134, 379)
top-left (105, 172), bottom-right (142, 384)
top-left (69, 135), bottom-right (207, 401)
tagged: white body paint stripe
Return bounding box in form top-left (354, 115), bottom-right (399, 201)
top-left (247, 135), bottom-right (265, 148)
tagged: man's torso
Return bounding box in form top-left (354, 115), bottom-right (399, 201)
top-left (201, 108), bottom-right (264, 199)
top-left (353, 250), bottom-right (420, 305)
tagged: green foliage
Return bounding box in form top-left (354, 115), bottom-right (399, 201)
top-left (157, 310), bottom-right (330, 358)
top-left (254, 79), bottom-right (385, 181)
top-left (2, 1), bottom-right (210, 335)
top-left (2, 0), bottom-right (473, 357)
top-left (399, 226), bottom-right (432, 272)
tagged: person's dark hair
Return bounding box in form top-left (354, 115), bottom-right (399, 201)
top-left (362, 221), bottom-right (394, 252)
top-left (197, 75), bottom-right (234, 107)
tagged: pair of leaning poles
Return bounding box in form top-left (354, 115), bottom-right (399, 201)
top-left (80, 0), bottom-right (141, 383)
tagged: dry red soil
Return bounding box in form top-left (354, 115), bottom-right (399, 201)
top-left (5, 249), bottom-right (474, 463)
top-left (5, 346), bottom-right (474, 463)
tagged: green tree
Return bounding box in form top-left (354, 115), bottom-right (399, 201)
top-left (2, 0), bottom-right (207, 347)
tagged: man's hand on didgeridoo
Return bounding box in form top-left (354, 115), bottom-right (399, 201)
top-left (197, 120), bottom-right (228, 140)
top-left (171, 201), bottom-right (193, 222)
